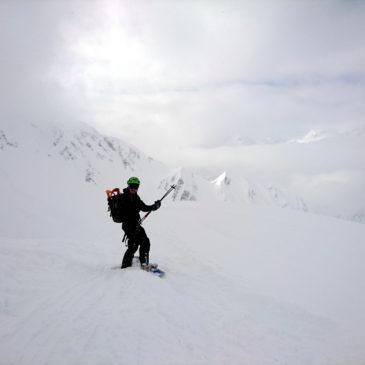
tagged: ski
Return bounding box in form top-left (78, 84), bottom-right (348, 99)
top-left (141, 263), bottom-right (165, 278)
top-left (132, 256), bottom-right (166, 277)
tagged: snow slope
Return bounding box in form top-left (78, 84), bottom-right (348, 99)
top-left (1, 120), bottom-right (365, 364)
top-left (1, 201), bottom-right (365, 365)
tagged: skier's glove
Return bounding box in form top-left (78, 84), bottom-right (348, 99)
top-left (153, 200), bottom-right (161, 210)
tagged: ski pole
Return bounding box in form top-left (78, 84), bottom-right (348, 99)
top-left (139, 184), bottom-right (176, 225)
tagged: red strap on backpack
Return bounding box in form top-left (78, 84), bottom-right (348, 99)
top-left (106, 188), bottom-right (120, 199)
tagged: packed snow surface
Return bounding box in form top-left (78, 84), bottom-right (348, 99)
top-left (1, 201), bottom-right (365, 365)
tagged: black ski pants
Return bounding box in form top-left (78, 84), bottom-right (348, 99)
top-left (121, 224), bottom-right (150, 268)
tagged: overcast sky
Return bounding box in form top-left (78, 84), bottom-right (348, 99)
top-left (1, 0), bottom-right (365, 168)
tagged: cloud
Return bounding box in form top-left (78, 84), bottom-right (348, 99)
top-left (0, 0), bottom-right (89, 127)
top-left (38, 0), bottom-right (363, 157)
top-left (1, 0), bottom-right (364, 164)
top-left (290, 170), bottom-right (365, 217)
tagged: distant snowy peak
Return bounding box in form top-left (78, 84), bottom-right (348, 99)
top-left (158, 167), bottom-right (218, 202)
top-left (212, 171), bottom-right (231, 186)
top-left (292, 127), bottom-right (365, 145)
top-left (220, 126), bottom-right (365, 149)
top-left (295, 129), bottom-right (328, 144)
top-left (227, 128), bottom-right (361, 147)
top-left (158, 168), bottom-right (198, 201)
top-left (159, 167), bottom-right (309, 213)
top-left (0, 120), bottom-right (163, 186)
top-left (211, 171), bottom-right (308, 212)
top-left (50, 126), bottom-right (141, 167)
top-left (1, 120), bottom-right (142, 162)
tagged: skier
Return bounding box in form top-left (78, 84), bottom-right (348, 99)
top-left (120, 177), bottom-right (161, 269)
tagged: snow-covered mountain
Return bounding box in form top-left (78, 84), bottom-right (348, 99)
top-left (1, 119), bottom-right (363, 240)
top-left (0, 120), bottom-right (169, 238)
top-left (1, 119), bottom-right (365, 364)
top-left (17, 119), bottom-right (310, 214)
top-left (195, 126), bottom-right (365, 224)
top-left (212, 171), bottom-right (308, 211)
top-left (295, 129), bottom-right (328, 144)
top-left (227, 126), bottom-right (365, 147)
top-left (158, 167), bottom-right (218, 202)
top-left (156, 167), bottom-right (310, 217)
top-left (0, 119), bottom-right (167, 185)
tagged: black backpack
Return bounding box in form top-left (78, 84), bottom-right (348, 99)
top-left (106, 188), bottom-right (124, 223)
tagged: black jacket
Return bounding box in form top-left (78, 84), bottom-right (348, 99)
top-left (120, 188), bottom-right (156, 227)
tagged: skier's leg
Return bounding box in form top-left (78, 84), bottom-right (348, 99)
top-left (138, 227), bottom-right (150, 265)
top-left (121, 236), bottom-right (139, 268)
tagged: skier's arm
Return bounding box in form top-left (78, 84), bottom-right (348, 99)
top-left (139, 199), bottom-right (161, 212)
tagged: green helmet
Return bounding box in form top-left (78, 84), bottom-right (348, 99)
top-left (127, 176), bottom-right (140, 186)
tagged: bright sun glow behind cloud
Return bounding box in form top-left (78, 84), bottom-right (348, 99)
top-left (1, 0), bottom-right (365, 166)
top-left (44, 0), bottom-right (364, 158)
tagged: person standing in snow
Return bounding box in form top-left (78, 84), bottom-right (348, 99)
top-left (120, 177), bottom-right (161, 269)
